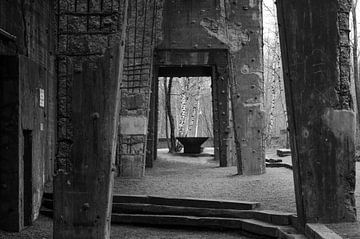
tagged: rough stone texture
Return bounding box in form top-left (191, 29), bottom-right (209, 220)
top-left (0, 0), bottom-right (56, 231)
top-left (54, 0), bottom-right (128, 237)
top-left (117, 0), bottom-right (264, 177)
top-left (117, 0), bottom-right (163, 178)
top-left (277, 0), bottom-right (357, 226)
top-left (56, 0), bottom-right (127, 170)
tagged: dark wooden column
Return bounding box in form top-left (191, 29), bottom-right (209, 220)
top-left (0, 56), bottom-right (20, 232)
top-left (211, 68), bottom-right (221, 163)
top-left (216, 66), bottom-right (230, 167)
top-left (146, 69), bottom-right (159, 168)
top-left (53, 46), bottom-right (124, 238)
top-left (277, 0), bottom-right (357, 226)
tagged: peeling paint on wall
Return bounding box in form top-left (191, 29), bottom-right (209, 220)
top-left (200, 17), bottom-right (250, 53)
top-left (322, 108), bottom-right (355, 139)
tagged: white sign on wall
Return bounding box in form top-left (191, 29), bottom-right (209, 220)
top-left (39, 88), bottom-right (45, 108)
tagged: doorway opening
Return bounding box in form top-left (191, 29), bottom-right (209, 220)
top-left (157, 76), bottom-right (214, 153)
top-left (23, 129), bottom-right (33, 227)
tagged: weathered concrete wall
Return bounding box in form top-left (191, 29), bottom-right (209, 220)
top-left (117, 0), bottom-right (163, 177)
top-left (277, 0), bottom-right (357, 226)
top-left (0, 0), bottom-right (56, 231)
top-left (155, 0), bottom-right (264, 174)
top-left (226, 0), bottom-right (265, 175)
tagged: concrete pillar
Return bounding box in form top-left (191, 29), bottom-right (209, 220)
top-left (277, 0), bottom-right (357, 226)
top-left (117, 0), bottom-right (162, 178)
top-left (229, 0), bottom-right (266, 175)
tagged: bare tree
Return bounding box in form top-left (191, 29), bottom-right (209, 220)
top-left (353, 0), bottom-right (360, 124)
top-left (164, 77), bottom-right (177, 152)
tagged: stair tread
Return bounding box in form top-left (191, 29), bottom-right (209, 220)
top-left (112, 213), bottom-right (289, 237)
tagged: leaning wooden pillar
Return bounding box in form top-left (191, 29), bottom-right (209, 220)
top-left (145, 72), bottom-right (158, 168)
top-left (229, 0), bottom-right (265, 175)
top-left (53, 46), bottom-right (124, 239)
top-left (277, 0), bottom-right (357, 227)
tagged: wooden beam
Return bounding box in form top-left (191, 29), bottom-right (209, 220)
top-left (277, 0), bottom-right (357, 226)
top-left (0, 28), bottom-right (16, 42)
top-left (53, 44), bottom-right (125, 238)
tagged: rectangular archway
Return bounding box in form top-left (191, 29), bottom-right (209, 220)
top-left (145, 49), bottom-right (236, 168)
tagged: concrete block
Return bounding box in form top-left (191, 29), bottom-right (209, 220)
top-left (120, 116), bottom-right (148, 135)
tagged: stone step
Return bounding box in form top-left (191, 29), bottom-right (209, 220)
top-left (266, 163), bottom-right (293, 170)
top-left (112, 203), bottom-right (293, 226)
top-left (111, 213), bottom-right (304, 238)
top-left (40, 207), bottom-right (53, 218)
top-left (305, 223), bottom-right (342, 239)
top-left (112, 195), bottom-right (261, 210)
top-left (43, 193), bottom-right (260, 210)
top-left (277, 149), bottom-right (292, 157)
top-left (42, 198), bottom-right (53, 210)
top-left (41, 199), bottom-right (292, 226)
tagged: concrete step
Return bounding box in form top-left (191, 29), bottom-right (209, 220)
top-left (266, 163), bottom-right (293, 170)
top-left (42, 198), bottom-right (53, 210)
top-left (40, 207), bottom-right (53, 218)
top-left (112, 195), bottom-right (261, 210)
top-left (43, 192), bottom-right (53, 200)
top-left (42, 199), bottom-right (292, 226)
top-left (112, 213), bottom-right (304, 238)
top-left (277, 149), bottom-right (291, 157)
top-left (113, 203), bottom-right (293, 226)
top-left (43, 193), bottom-right (260, 210)
top-left (305, 223), bottom-right (342, 239)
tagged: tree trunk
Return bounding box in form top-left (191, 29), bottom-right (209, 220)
top-left (164, 78), bottom-right (170, 149)
top-left (165, 77), bottom-right (176, 152)
top-left (353, 0), bottom-right (360, 124)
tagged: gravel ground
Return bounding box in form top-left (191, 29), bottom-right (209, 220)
top-left (114, 149), bottom-right (297, 213)
top-left (2, 148), bottom-right (359, 238)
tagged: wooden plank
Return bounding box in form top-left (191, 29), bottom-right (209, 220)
top-left (112, 203), bottom-right (292, 225)
top-left (112, 195), bottom-right (260, 210)
top-left (53, 45), bottom-right (124, 239)
top-left (112, 214), bottom-right (280, 238)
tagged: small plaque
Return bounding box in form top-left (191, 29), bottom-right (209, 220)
top-left (40, 123), bottom-right (44, 131)
top-left (39, 88), bottom-right (45, 108)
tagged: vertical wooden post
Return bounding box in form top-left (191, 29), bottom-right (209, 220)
top-left (146, 70), bottom-right (158, 168)
top-left (211, 67), bottom-right (221, 163)
top-left (53, 45), bottom-right (124, 238)
top-left (277, 0), bottom-right (357, 226)
top-left (216, 66), bottom-right (230, 167)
